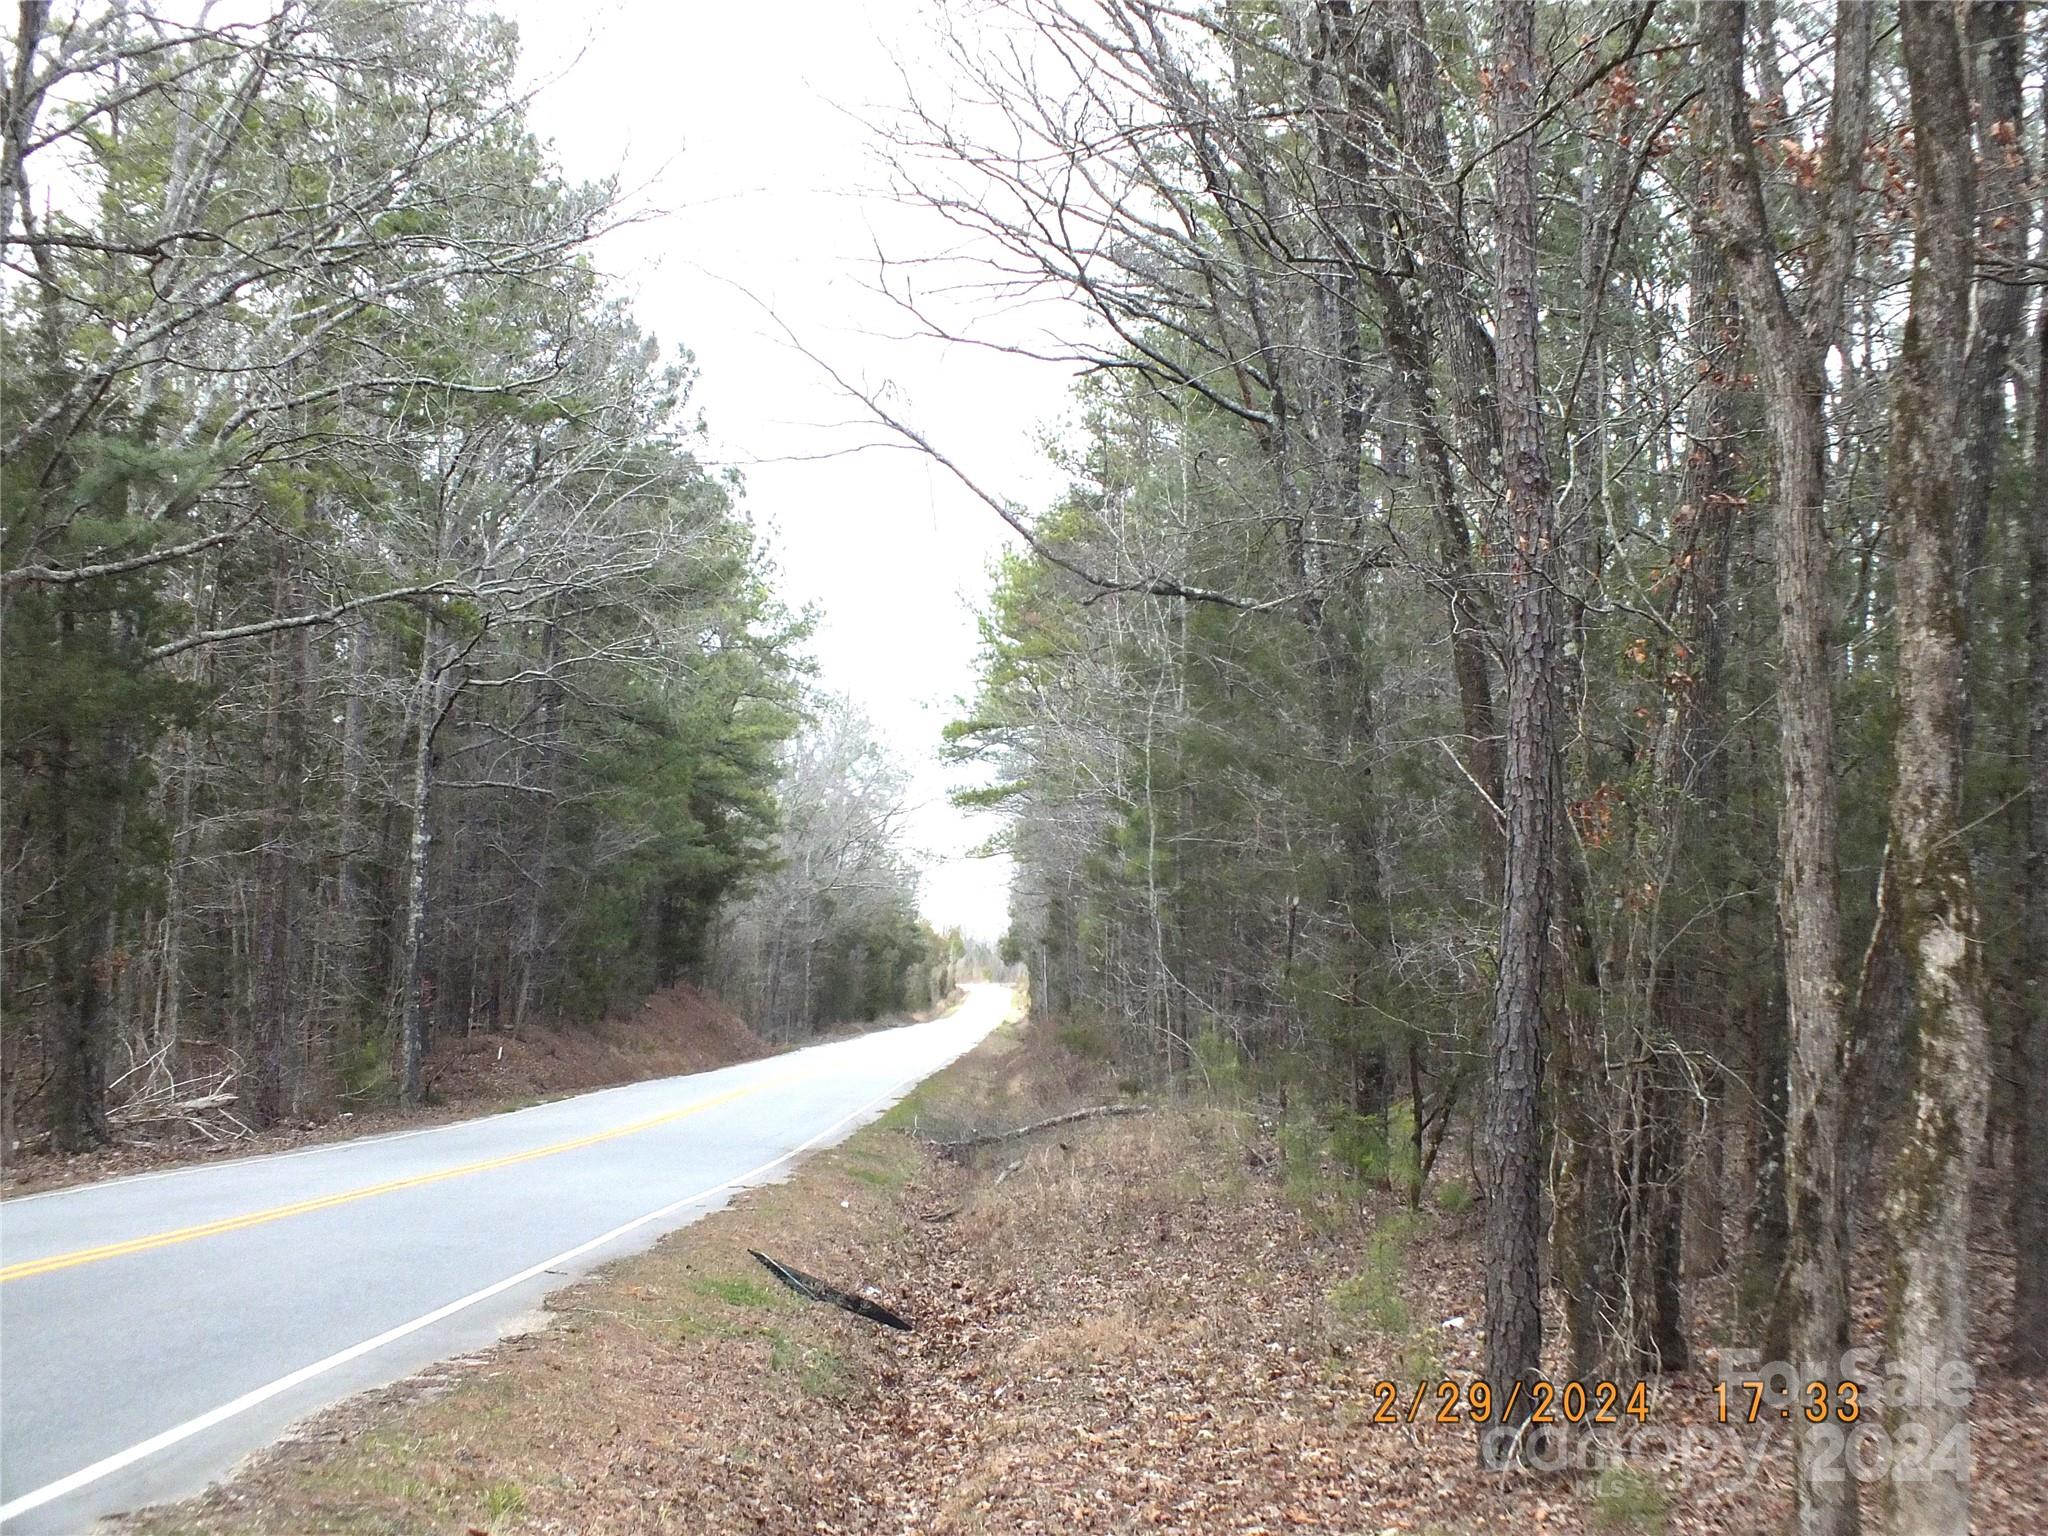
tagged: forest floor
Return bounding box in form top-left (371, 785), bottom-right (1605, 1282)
top-left (0, 982), bottom-right (769, 1199)
top-left (121, 1011), bottom-right (2046, 1536)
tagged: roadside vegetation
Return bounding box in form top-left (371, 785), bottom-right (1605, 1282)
top-left (10, 2), bottom-right (2048, 1532)
top-left (0, 980), bottom-right (769, 1197)
top-left (923, 3), bottom-right (2048, 1529)
top-left (120, 1005), bottom-right (2044, 1534)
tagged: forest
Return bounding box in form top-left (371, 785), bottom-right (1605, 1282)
top-left (3, 0), bottom-right (2046, 1532)
top-left (0, 0), bottom-right (950, 1155)
top-left (915, 0), bottom-right (2043, 1530)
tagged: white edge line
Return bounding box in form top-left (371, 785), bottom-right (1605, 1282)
top-left (0, 1060), bottom-right (950, 1528)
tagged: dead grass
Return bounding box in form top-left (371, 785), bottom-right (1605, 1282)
top-left (119, 1010), bottom-right (2047, 1536)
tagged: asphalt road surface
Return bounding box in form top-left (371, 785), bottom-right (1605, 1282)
top-left (0, 984), bottom-right (1013, 1532)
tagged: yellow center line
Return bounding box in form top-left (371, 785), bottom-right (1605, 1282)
top-left (0, 1073), bottom-right (804, 1284)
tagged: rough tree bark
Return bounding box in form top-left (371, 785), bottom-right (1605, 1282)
top-left (511, 621), bottom-right (564, 1038)
top-left (251, 553), bottom-right (305, 1125)
top-left (2018, 275), bottom-right (2048, 1379)
top-left (1388, 0), bottom-right (1502, 503)
top-left (1954, 0), bottom-right (2029, 625)
top-left (1478, 0), bottom-right (1556, 1463)
top-left (1379, 0), bottom-right (1506, 851)
top-left (1876, 8), bottom-right (1993, 1528)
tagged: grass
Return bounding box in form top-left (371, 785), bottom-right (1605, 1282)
top-left (687, 1271), bottom-right (788, 1310)
top-left (874, 1084), bottom-right (932, 1132)
top-left (290, 1425), bottom-right (460, 1522)
top-left (478, 1481), bottom-right (527, 1521)
top-left (1590, 1465), bottom-right (1670, 1533)
top-left (1328, 1209), bottom-right (1427, 1335)
top-left (843, 1140), bottom-right (917, 1191)
top-left (661, 1305), bottom-right (741, 1342)
top-left (767, 1330), bottom-right (850, 1399)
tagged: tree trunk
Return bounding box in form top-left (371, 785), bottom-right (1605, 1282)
top-left (1749, 965), bottom-right (1792, 1349)
top-left (46, 605), bottom-right (121, 1153)
top-left (1953, 0), bottom-right (2029, 666)
top-left (1706, 4), bottom-right (1871, 1531)
top-left (1760, 312), bottom-right (1859, 1536)
top-left (1876, 10), bottom-right (1993, 1527)
top-left (250, 554), bottom-right (295, 1126)
top-left (1374, 1), bottom-right (1504, 861)
top-left (335, 610), bottom-right (374, 1050)
top-left (511, 623), bottom-right (564, 1037)
top-left (2016, 279), bottom-right (2048, 1377)
top-left (1629, 160), bottom-right (1748, 1374)
top-left (1478, 0), bottom-right (1555, 1463)
top-left (397, 615), bottom-right (448, 1109)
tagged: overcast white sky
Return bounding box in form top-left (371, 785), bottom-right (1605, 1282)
top-left (497, 0), bottom-right (1081, 940)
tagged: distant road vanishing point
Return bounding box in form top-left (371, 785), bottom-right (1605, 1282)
top-left (0, 984), bottom-right (1013, 1534)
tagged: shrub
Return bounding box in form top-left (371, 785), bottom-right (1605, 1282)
top-left (1056, 1016), bottom-right (1115, 1062)
top-left (1191, 1026), bottom-right (1245, 1101)
top-left (1328, 1214), bottom-right (1419, 1334)
top-left (1329, 1106), bottom-right (1421, 1197)
top-left (1279, 1113), bottom-right (1325, 1201)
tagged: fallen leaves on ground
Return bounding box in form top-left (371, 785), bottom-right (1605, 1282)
top-left (122, 1017), bottom-right (2047, 1536)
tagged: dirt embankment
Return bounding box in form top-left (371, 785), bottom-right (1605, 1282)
top-left (422, 983), bottom-right (768, 1103)
top-left (1, 982), bottom-right (768, 1199)
top-left (123, 1010), bottom-right (2046, 1535)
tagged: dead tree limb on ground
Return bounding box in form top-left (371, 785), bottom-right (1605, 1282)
top-left (924, 1104), bottom-right (1152, 1160)
top-left (748, 1250), bottom-right (912, 1331)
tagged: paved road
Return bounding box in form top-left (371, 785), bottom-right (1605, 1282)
top-left (0, 985), bottom-right (1012, 1532)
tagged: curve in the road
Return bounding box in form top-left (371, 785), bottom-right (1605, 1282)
top-left (0, 985), bottom-right (1012, 1533)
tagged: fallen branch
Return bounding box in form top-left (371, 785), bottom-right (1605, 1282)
top-left (748, 1250), bottom-right (912, 1331)
top-left (925, 1104), bottom-right (1151, 1159)
top-left (107, 1077), bottom-right (251, 1143)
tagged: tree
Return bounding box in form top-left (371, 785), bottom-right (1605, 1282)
top-left (1477, 0), bottom-right (1557, 1463)
top-left (1705, 5), bottom-right (1870, 1529)
top-left (712, 698), bottom-right (942, 1037)
top-left (1, 0), bottom-right (804, 1146)
top-left (2019, 269), bottom-right (2048, 1379)
top-left (1874, 7), bottom-right (1992, 1524)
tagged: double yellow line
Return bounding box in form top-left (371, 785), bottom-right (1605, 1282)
top-left (0, 1075), bottom-right (794, 1284)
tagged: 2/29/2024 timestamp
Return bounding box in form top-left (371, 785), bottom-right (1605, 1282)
top-left (1366, 1377), bottom-right (1865, 1427)
top-left (1368, 1378), bottom-right (1652, 1425)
